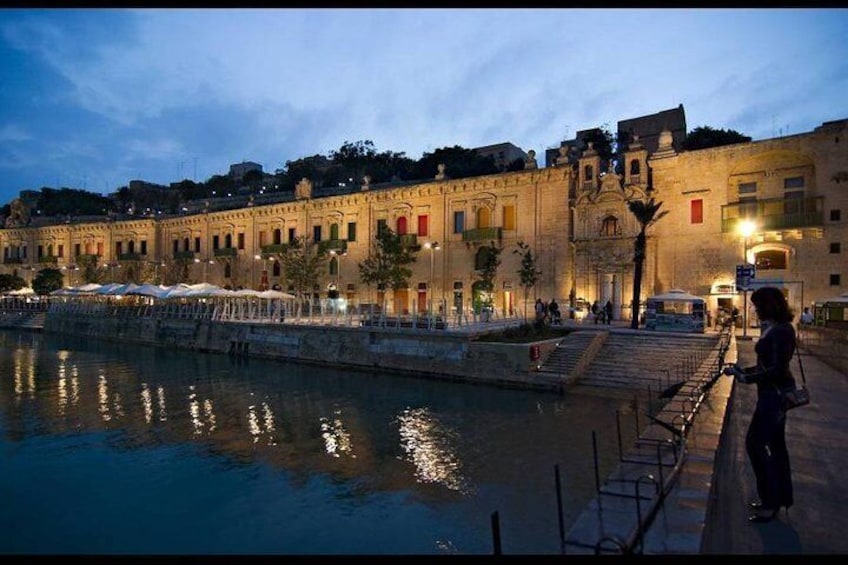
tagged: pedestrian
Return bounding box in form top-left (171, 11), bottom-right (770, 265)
top-left (549, 298), bottom-right (561, 325)
top-left (723, 286), bottom-right (797, 523)
top-left (591, 300), bottom-right (600, 324)
top-left (732, 306), bottom-right (740, 325)
top-left (800, 307), bottom-right (814, 326)
top-left (534, 298), bottom-right (545, 328)
top-left (604, 300), bottom-right (613, 325)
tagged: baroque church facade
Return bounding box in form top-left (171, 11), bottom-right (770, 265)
top-left (1, 114), bottom-right (846, 324)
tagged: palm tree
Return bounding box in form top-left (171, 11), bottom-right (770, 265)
top-left (626, 197), bottom-right (668, 329)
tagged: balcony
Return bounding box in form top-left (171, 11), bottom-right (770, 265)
top-left (76, 254), bottom-right (101, 262)
top-left (38, 255), bottom-right (58, 265)
top-left (261, 243), bottom-right (289, 257)
top-left (173, 251), bottom-right (196, 261)
top-left (398, 234), bottom-right (418, 249)
top-left (462, 227), bottom-right (503, 243)
top-left (118, 252), bottom-right (143, 261)
top-left (213, 247), bottom-right (237, 258)
top-left (721, 196), bottom-right (824, 233)
top-left (3, 257), bottom-right (23, 265)
top-left (318, 239), bottom-right (348, 254)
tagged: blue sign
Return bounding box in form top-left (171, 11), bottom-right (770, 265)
top-left (736, 264), bottom-right (756, 290)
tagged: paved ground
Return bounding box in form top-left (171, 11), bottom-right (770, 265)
top-left (700, 330), bottom-right (848, 554)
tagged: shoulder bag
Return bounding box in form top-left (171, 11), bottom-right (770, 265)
top-left (783, 345), bottom-right (811, 410)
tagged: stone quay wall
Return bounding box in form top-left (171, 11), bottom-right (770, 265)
top-left (44, 313), bottom-right (567, 393)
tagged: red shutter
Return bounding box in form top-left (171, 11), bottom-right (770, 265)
top-left (691, 199), bottom-right (703, 224)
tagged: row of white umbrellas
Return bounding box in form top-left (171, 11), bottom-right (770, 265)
top-left (50, 282), bottom-right (296, 300)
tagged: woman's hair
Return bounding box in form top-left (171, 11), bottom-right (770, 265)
top-left (750, 286), bottom-right (794, 323)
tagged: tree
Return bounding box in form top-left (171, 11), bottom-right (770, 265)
top-left (412, 145), bottom-right (499, 180)
top-left (0, 273), bottom-right (26, 293)
top-left (626, 197), bottom-right (668, 329)
top-left (358, 226), bottom-right (418, 308)
top-left (32, 267), bottom-right (64, 296)
top-left (472, 241), bottom-right (502, 315)
top-left (281, 235), bottom-right (326, 313)
top-left (514, 240), bottom-right (541, 322)
top-left (682, 126), bottom-right (751, 151)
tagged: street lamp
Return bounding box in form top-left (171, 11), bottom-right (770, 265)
top-left (423, 241), bottom-right (440, 313)
top-left (739, 219), bottom-right (757, 340)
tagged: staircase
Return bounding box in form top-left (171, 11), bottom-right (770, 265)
top-left (537, 330), bottom-right (607, 382)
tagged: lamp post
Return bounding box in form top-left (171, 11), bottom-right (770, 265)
top-left (739, 219), bottom-right (757, 340)
top-left (423, 241), bottom-right (440, 313)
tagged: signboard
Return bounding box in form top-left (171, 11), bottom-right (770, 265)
top-left (736, 264), bottom-right (756, 291)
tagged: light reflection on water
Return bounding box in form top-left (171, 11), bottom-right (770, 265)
top-left (0, 330), bottom-right (641, 555)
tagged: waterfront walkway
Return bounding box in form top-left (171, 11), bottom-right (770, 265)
top-left (699, 330), bottom-right (848, 554)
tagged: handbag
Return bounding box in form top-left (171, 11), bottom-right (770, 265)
top-left (782, 345), bottom-right (810, 410)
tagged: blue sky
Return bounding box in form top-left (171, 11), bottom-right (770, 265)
top-left (0, 8), bottom-right (846, 205)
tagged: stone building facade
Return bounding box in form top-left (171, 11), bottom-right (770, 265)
top-left (2, 116), bottom-right (845, 324)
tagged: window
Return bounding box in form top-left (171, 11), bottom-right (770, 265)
top-left (377, 219), bottom-right (387, 237)
top-left (237, 233), bottom-right (245, 250)
top-left (58, 244), bottom-right (64, 258)
top-left (313, 225), bottom-right (322, 242)
top-left (600, 216), bottom-right (620, 237)
top-left (477, 207), bottom-right (491, 229)
top-left (128, 241), bottom-right (135, 254)
top-left (329, 256), bottom-right (339, 276)
top-left (115, 242), bottom-right (123, 255)
top-left (417, 215), bottom-right (428, 237)
top-left (347, 222), bottom-right (357, 242)
top-left (224, 263), bottom-right (231, 279)
top-left (140, 240), bottom-right (147, 255)
top-left (330, 223), bottom-right (339, 240)
top-left (396, 216), bottom-right (407, 235)
top-left (584, 164), bottom-right (593, 182)
top-left (503, 205), bottom-right (516, 231)
top-left (690, 199), bottom-right (703, 224)
top-left (288, 228), bottom-right (296, 243)
top-left (273, 228), bottom-right (282, 245)
top-left (273, 261), bottom-right (281, 277)
top-left (832, 209), bottom-right (842, 222)
top-left (37, 245), bottom-right (43, 258)
top-left (97, 242), bottom-right (104, 256)
top-left (739, 182), bottom-right (757, 194)
top-left (173, 240), bottom-right (179, 254)
top-left (784, 176), bottom-right (805, 189)
top-left (75, 243), bottom-right (81, 257)
top-left (831, 242), bottom-right (842, 254)
top-left (830, 274), bottom-right (841, 286)
top-left (213, 235), bottom-right (220, 250)
top-left (453, 211), bottom-right (465, 234)
top-left (630, 160), bottom-right (640, 175)
top-left (194, 237), bottom-right (201, 252)
top-left (754, 249), bottom-right (787, 270)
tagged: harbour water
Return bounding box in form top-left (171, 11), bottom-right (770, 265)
top-left (0, 330), bottom-right (639, 555)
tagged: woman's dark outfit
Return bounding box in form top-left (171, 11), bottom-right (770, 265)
top-left (741, 321), bottom-right (797, 511)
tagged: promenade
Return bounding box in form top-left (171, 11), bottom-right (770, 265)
top-left (700, 329), bottom-right (848, 554)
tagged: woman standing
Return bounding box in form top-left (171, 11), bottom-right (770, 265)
top-left (724, 286), bottom-right (797, 523)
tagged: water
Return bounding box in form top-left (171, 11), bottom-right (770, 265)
top-left (0, 330), bottom-right (639, 555)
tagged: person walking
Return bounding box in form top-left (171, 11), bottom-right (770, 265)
top-left (591, 300), bottom-right (600, 324)
top-left (604, 300), bottom-right (613, 325)
top-left (549, 298), bottom-right (561, 325)
top-left (534, 298), bottom-right (545, 329)
top-left (723, 286), bottom-right (798, 523)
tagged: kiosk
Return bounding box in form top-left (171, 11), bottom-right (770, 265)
top-left (645, 289), bottom-right (706, 333)
top-left (814, 292), bottom-right (848, 329)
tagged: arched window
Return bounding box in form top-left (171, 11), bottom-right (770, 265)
top-left (584, 165), bottom-right (594, 181)
top-left (396, 216), bottom-right (408, 235)
top-left (330, 223), bottom-right (340, 240)
top-left (225, 233), bottom-right (232, 248)
top-left (272, 260), bottom-right (281, 277)
top-left (600, 216), bottom-right (621, 237)
top-left (128, 240), bottom-right (135, 253)
top-left (477, 207), bottom-right (492, 229)
top-left (754, 249), bottom-right (788, 271)
top-left (273, 228), bottom-right (282, 245)
top-left (630, 159), bottom-right (640, 175)
top-left (183, 237), bottom-right (190, 252)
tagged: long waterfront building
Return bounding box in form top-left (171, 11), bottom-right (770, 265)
top-left (1, 114), bottom-right (846, 324)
